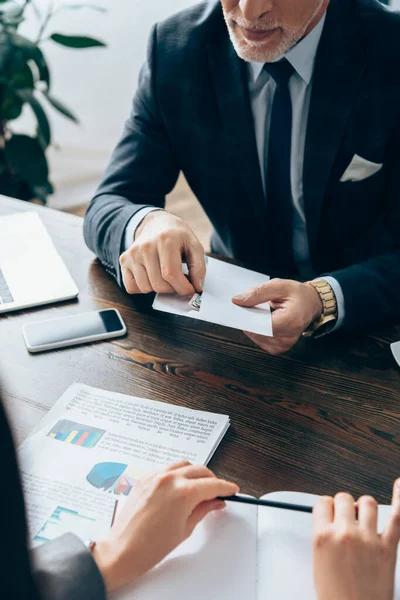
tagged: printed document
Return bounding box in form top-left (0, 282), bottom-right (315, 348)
top-left (18, 383), bottom-right (230, 546)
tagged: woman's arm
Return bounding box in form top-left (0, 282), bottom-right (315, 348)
top-left (32, 462), bottom-right (239, 597)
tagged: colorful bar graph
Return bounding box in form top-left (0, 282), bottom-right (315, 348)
top-left (65, 430), bottom-right (78, 443)
top-left (47, 420), bottom-right (106, 448)
top-left (76, 431), bottom-right (90, 446)
top-left (84, 431), bottom-right (104, 448)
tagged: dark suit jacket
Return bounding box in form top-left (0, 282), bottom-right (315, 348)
top-left (84, 0), bottom-right (400, 332)
top-left (0, 397), bottom-right (106, 600)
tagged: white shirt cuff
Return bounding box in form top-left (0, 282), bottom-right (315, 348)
top-left (123, 207), bottom-right (164, 251)
top-left (320, 276), bottom-right (345, 332)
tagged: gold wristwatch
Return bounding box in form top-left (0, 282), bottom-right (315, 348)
top-left (303, 279), bottom-right (338, 338)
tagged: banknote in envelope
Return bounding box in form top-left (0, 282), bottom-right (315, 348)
top-left (189, 292), bottom-right (202, 311)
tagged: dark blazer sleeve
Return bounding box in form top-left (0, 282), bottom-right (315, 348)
top-left (31, 534), bottom-right (106, 600)
top-left (83, 23), bottom-right (180, 286)
top-left (0, 398), bottom-right (107, 600)
top-left (327, 142), bottom-right (400, 331)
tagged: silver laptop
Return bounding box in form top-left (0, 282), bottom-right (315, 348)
top-left (0, 212), bottom-right (79, 314)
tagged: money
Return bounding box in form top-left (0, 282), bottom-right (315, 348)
top-left (189, 292), bottom-right (202, 311)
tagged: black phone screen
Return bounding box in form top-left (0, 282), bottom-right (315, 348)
top-left (24, 309), bottom-right (124, 347)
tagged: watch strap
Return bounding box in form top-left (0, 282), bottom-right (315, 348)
top-left (303, 279), bottom-right (338, 338)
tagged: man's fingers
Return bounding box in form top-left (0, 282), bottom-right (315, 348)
top-left (244, 331), bottom-right (298, 356)
top-left (144, 254), bottom-right (175, 294)
top-left (232, 278), bottom-right (291, 307)
top-left (358, 496), bottom-right (378, 534)
top-left (159, 243), bottom-right (195, 296)
top-left (270, 307), bottom-right (294, 337)
top-left (185, 240), bottom-right (206, 292)
top-left (313, 496), bottom-right (334, 534)
top-left (334, 492), bottom-right (356, 524)
top-left (131, 263), bottom-right (153, 294)
top-left (383, 478), bottom-right (400, 547)
top-left (121, 266), bottom-right (140, 294)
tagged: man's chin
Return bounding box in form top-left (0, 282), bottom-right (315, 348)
top-left (227, 31), bottom-right (285, 63)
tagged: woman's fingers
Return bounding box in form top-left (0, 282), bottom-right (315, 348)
top-left (313, 496), bottom-right (334, 534)
top-left (357, 496), bottom-right (378, 534)
top-left (186, 499), bottom-right (226, 534)
top-left (383, 478), bottom-right (400, 547)
top-left (179, 465), bottom-right (215, 479)
top-left (334, 492), bottom-right (356, 525)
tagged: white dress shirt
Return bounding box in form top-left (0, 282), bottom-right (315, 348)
top-left (124, 12), bottom-right (345, 328)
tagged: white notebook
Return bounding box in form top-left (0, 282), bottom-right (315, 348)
top-left (114, 491), bottom-right (399, 600)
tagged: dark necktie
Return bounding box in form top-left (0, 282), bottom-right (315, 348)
top-left (263, 59), bottom-right (297, 275)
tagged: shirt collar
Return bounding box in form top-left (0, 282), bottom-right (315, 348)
top-left (249, 12), bottom-right (326, 85)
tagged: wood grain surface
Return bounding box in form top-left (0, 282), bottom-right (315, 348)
top-left (1, 196), bottom-right (399, 503)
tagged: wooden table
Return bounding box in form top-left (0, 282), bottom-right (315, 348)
top-left (1, 196), bottom-right (400, 504)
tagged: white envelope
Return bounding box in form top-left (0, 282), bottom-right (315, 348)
top-left (340, 154), bottom-right (383, 183)
top-left (153, 257), bottom-right (273, 337)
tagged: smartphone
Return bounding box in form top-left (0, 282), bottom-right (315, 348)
top-left (22, 308), bottom-right (127, 353)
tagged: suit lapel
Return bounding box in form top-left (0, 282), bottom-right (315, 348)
top-left (207, 32), bottom-right (265, 222)
top-left (303, 0), bottom-right (367, 253)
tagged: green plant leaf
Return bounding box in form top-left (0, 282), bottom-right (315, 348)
top-left (0, 2), bottom-right (25, 28)
top-left (5, 134), bottom-right (50, 189)
top-left (7, 30), bottom-right (36, 49)
top-left (43, 91), bottom-right (79, 123)
top-left (6, 32), bottom-right (51, 89)
top-left (0, 88), bottom-right (23, 120)
top-left (0, 2), bottom-right (24, 17)
top-left (17, 89), bottom-right (51, 149)
top-left (50, 33), bottom-right (106, 48)
top-left (10, 62), bottom-right (34, 89)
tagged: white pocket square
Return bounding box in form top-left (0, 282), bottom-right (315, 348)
top-left (340, 154), bottom-right (383, 183)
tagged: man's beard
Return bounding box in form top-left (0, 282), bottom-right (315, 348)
top-left (222, 2), bottom-right (324, 63)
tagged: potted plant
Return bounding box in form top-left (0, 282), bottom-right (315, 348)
top-left (0, 0), bottom-right (106, 203)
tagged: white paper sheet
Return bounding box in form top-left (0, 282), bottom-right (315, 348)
top-left (153, 257), bottom-right (272, 337)
top-left (257, 491), bottom-right (400, 600)
top-left (113, 503), bottom-right (258, 600)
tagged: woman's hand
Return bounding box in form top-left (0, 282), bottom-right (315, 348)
top-left (313, 479), bottom-right (400, 600)
top-left (92, 461), bottom-right (239, 592)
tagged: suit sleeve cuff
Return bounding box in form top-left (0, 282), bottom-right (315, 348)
top-left (31, 533), bottom-right (106, 600)
top-left (123, 206), bottom-right (164, 251)
top-left (320, 276), bottom-right (345, 332)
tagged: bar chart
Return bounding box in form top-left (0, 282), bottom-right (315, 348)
top-left (47, 419), bottom-right (106, 448)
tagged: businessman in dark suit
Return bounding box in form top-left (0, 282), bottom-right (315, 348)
top-left (84, 0), bottom-right (400, 354)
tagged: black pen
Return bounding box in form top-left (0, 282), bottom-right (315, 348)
top-left (218, 495), bottom-right (313, 514)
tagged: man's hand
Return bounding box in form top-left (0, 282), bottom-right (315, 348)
top-left (92, 461), bottom-right (239, 592)
top-left (119, 211), bottom-right (206, 296)
top-left (232, 279), bottom-right (323, 355)
top-left (312, 480), bottom-right (400, 600)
